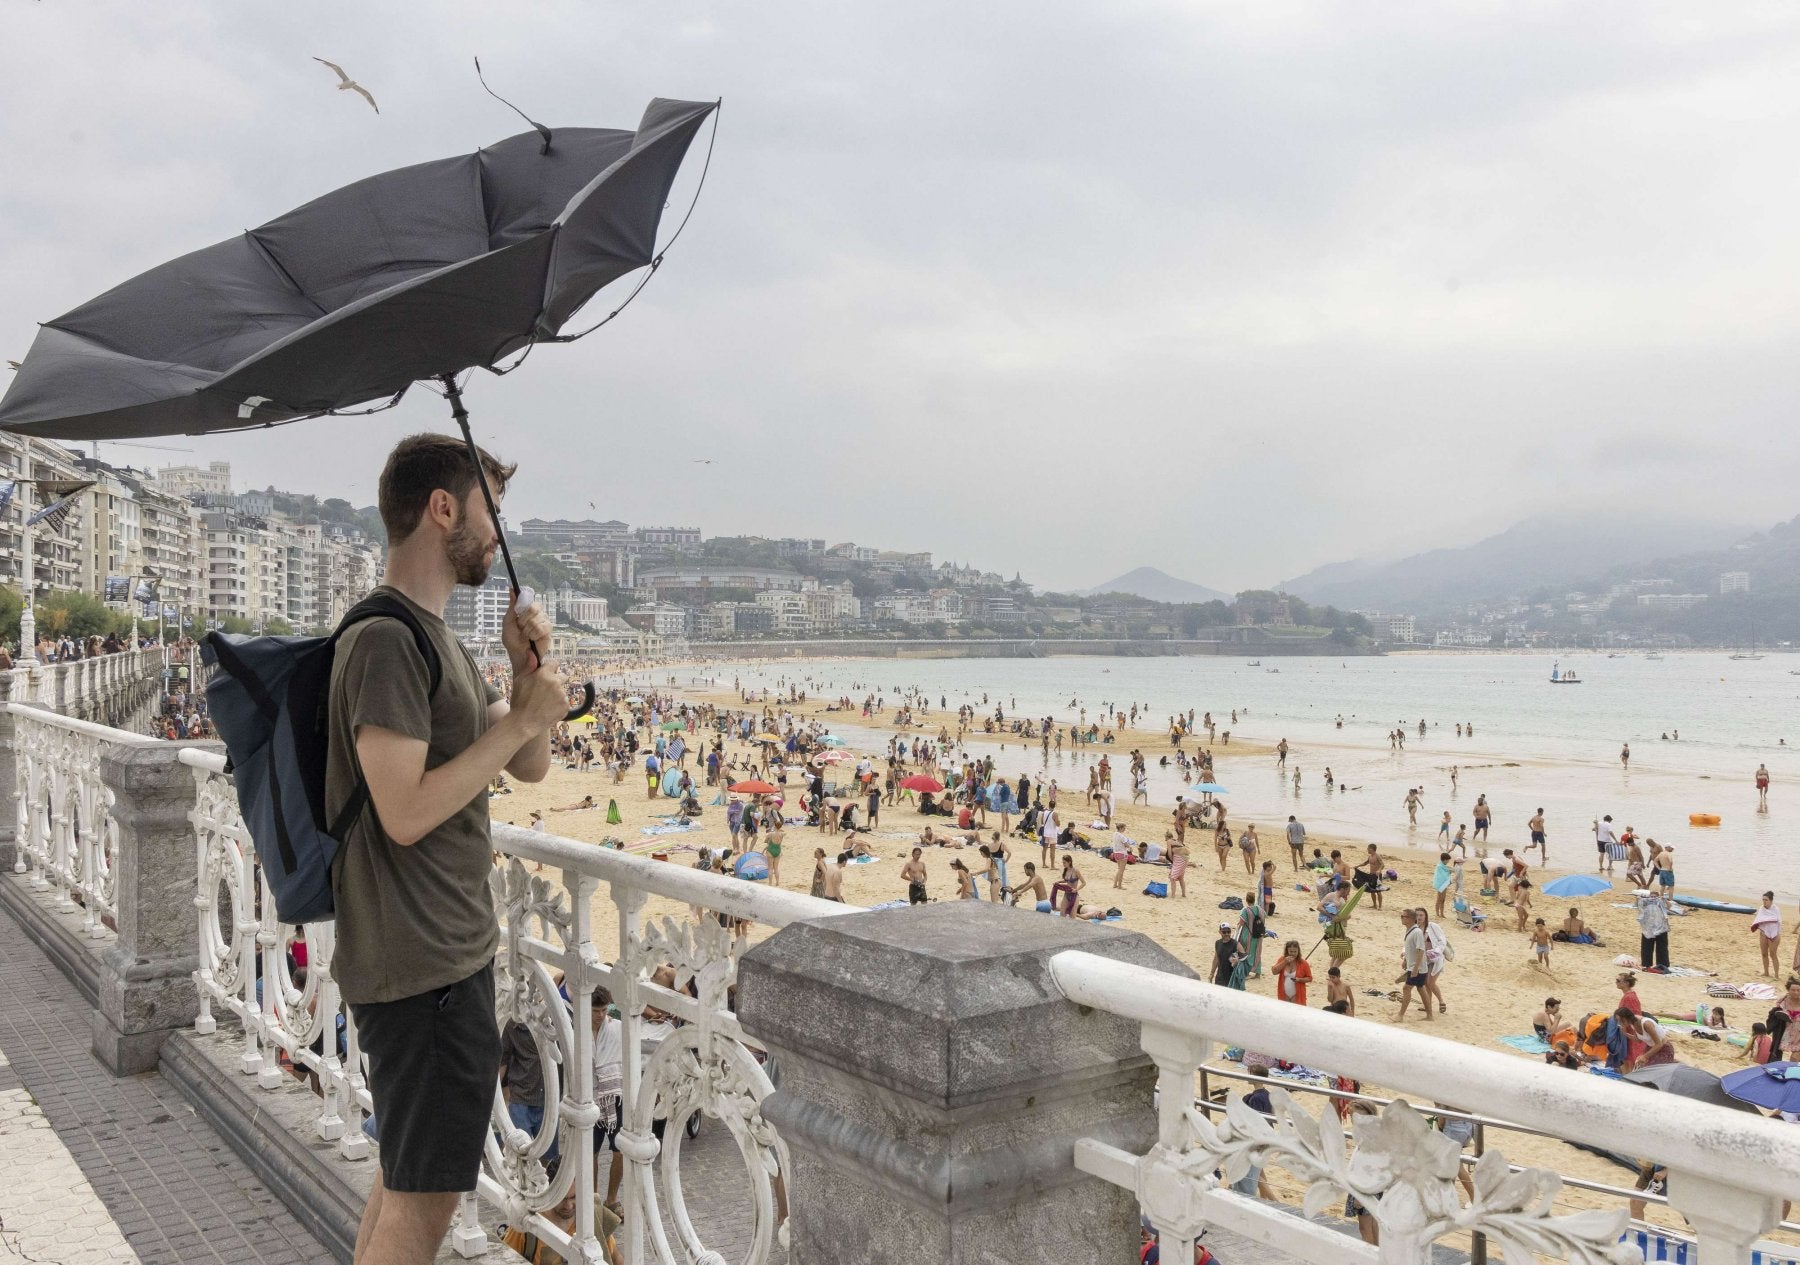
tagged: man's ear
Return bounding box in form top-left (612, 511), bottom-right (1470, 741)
top-left (425, 487), bottom-right (458, 532)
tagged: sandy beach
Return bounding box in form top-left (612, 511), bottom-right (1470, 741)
top-left (488, 669), bottom-right (1799, 1240)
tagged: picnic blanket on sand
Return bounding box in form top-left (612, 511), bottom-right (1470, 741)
top-left (639, 822), bottom-right (698, 836)
top-left (1498, 1034), bottom-right (1553, 1055)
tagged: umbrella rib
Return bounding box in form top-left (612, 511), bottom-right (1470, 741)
top-left (243, 230), bottom-right (330, 318)
top-left (547, 99), bottom-right (721, 343)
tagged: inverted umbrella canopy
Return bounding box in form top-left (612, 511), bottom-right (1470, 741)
top-left (1542, 874), bottom-right (1613, 899)
top-left (0, 99), bottom-right (718, 440)
top-left (0, 98), bottom-right (718, 725)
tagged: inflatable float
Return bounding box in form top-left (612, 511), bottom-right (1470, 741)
top-left (1672, 894), bottom-right (1756, 915)
top-left (1688, 813), bottom-right (1721, 826)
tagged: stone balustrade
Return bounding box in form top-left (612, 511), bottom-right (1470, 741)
top-left (4, 699), bottom-right (1800, 1263)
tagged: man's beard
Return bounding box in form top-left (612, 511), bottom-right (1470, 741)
top-left (447, 515), bottom-right (493, 587)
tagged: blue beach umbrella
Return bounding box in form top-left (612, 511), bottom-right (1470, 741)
top-left (1186, 783), bottom-right (1228, 796)
top-left (1722, 1062), bottom-right (1800, 1113)
top-left (818, 735), bottom-right (848, 747)
top-left (1542, 874), bottom-right (1613, 899)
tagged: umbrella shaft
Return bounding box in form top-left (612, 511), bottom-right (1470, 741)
top-left (441, 375), bottom-right (524, 597)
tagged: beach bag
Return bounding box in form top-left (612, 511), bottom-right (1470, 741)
top-left (203, 594), bottom-right (441, 923)
top-left (1327, 934), bottom-right (1354, 963)
top-left (1442, 938), bottom-right (1456, 963)
top-left (1144, 880), bottom-right (1169, 898)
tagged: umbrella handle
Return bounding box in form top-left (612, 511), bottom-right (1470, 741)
top-left (566, 682), bottom-right (595, 723)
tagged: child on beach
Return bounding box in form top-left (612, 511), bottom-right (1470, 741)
top-left (1531, 918), bottom-right (1554, 975)
top-left (1514, 878), bottom-right (1533, 931)
top-left (1326, 966), bottom-right (1355, 1015)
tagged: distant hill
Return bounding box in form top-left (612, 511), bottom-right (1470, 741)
top-left (1083, 567), bottom-right (1231, 605)
top-left (1278, 513), bottom-right (1749, 613)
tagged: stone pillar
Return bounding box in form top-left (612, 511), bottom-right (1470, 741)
top-left (0, 671), bottom-right (17, 871)
top-left (738, 902), bottom-right (1195, 1265)
top-left (93, 742), bottom-right (209, 1075)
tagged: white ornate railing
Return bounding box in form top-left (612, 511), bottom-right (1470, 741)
top-left (9, 705), bottom-right (158, 938)
top-left (180, 740), bottom-right (857, 1263)
top-left (1050, 949), bottom-right (1800, 1265)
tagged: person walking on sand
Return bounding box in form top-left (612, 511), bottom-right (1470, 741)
top-left (1757, 763), bottom-right (1772, 810)
top-left (1239, 823), bottom-right (1260, 876)
top-left (1286, 815), bottom-right (1306, 870)
top-left (1593, 814), bottom-right (1618, 875)
top-left (901, 847), bottom-right (928, 905)
top-left (1433, 852), bottom-right (1454, 917)
top-left (1752, 892), bottom-right (1782, 976)
top-left (1472, 795), bottom-right (1491, 842)
top-left (1395, 909), bottom-right (1433, 1023)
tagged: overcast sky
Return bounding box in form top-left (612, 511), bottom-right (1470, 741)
top-left (4, 2), bottom-right (1798, 592)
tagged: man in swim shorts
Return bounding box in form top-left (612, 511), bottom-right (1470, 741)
top-left (901, 847), bottom-right (928, 905)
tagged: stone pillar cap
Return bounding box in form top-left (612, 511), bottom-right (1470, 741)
top-left (739, 902), bottom-right (1195, 1107)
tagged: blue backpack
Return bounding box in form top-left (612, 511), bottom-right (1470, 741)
top-left (202, 594), bottom-right (442, 923)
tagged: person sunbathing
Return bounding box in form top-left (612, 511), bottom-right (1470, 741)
top-left (1553, 907), bottom-right (1601, 945)
top-left (550, 794), bottom-right (598, 812)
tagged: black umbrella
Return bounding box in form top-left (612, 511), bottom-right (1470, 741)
top-left (0, 96), bottom-right (719, 717)
top-left (1626, 1062), bottom-right (1758, 1111)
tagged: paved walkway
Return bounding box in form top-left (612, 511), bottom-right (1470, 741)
top-left (0, 1044), bottom-right (140, 1264)
top-left (0, 906), bottom-right (332, 1265)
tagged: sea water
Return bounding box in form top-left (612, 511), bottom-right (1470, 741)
top-left (703, 652), bottom-right (1800, 900)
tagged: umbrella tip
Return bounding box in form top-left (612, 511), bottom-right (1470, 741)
top-left (473, 55), bottom-right (552, 154)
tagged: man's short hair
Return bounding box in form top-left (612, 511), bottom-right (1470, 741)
top-left (378, 432), bottom-right (516, 543)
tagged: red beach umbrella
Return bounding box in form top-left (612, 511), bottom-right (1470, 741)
top-left (900, 774), bottom-right (944, 794)
top-left (729, 779), bottom-right (777, 795)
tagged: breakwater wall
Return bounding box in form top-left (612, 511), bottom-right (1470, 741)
top-left (685, 637), bottom-right (1367, 660)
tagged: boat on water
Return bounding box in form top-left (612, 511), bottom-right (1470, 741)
top-left (1246, 660), bottom-right (1262, 667)
top-left (1550, 662), bottom-right (1582, 684)
top-left (1730, 652), bottom-right (1764, 661)
top-left (1646, 653), bottom-right (1664, 661)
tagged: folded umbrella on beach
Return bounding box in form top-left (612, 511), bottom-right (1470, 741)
top-left (1542, 874), bottom-right (1614, 899)
top-left (1626, 1064), bottom-right (1756, 1112)
top-left (1722, 1062), bottom-right (1800, 1113)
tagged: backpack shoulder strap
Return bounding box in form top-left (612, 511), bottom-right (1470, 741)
top-left (327, 594), bottom-right (446, 839)
top-left (335, 593), bottom-right (444, 698)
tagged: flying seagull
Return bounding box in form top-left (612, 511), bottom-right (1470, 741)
top-left (312, 58), bottom-right (379, 114)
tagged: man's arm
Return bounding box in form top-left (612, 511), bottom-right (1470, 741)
top-left (357, 715), bottom-right (541, 846)
top-left (489, 697), bottom-right (553, 782)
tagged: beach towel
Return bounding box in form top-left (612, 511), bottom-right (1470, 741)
top-left (847, 855), bottom-right (880, 865)
top-left (869, 899), bottom-right (909, 911)
top-left (1497, 1034), bottom-right (1554, 1055)
top-left (1742, 982), bottom-right (1779, 1001)
top-left (639, 822), bottom-right (697, 836)
top-left (1666, 966), bottom-right (1716, 978)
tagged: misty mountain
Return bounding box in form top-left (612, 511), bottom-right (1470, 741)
top-left (1083, 567), bottom-right (1231, 605)
top-left (1278, 513), bottom-right (1750, 613)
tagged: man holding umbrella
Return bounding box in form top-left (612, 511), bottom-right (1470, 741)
top-left (328, 435), bottom-right (570, 1265)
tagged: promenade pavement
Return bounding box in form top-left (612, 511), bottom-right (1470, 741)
top-left (0, 907), bottom-right (332, 1265)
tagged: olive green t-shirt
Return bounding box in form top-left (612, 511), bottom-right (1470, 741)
top-left (327, 587), bottom-right (502, 1005)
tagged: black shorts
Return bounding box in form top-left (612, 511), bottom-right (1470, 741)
top-left (351, 961), bottom-right (500, 1193)
top-left (908, 880), bottom-right (927, 905)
